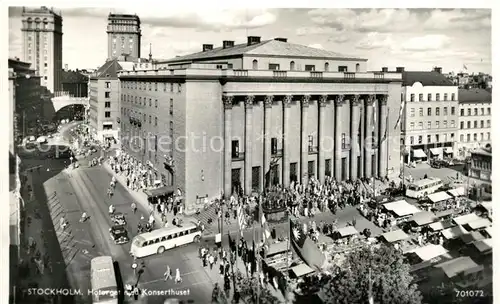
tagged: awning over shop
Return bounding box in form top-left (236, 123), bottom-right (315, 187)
top-left (444, 147), bottom-right (453, 154)
top-left (267, 241), bottom-right (290, 256)
top-left (472, 238), bottom-right (493, 253)
top-left (409, 211), bottom-right (438, 226)
top-left (428, 220), bottom-right (455, 231)
top-left (291, 264), bottom-right (315, 278)
top-left (465, 218), bottom-right (491, 230)
top-left (459, 231), bottom-right (485, 244)
top-left (337, 226), bottom-right (359, 237)
top-left (407, 244), bottom-right (448, 261)
top-left (103, 121), bottom-right (113, 125)
top-left (434, 256), bottom-right (479, 279)
top-left (441, 225), bottom-right (468, 239)
top-left (484, 227), bottom-right (493, 238)
top-left (434, 209), bottom-right (456, 219)
top-left (144, 186), bottom-right (174, 197)
top-left (479, 201), bottom-right (492, 214)
top-left (383, 200), bottom-right (421, 217)
top-left (453, 213), bottom-right (482, 226)
top-left (381, 229), bottom-right (409, 243)
top-left (447, 187), bottom-right (465, 197)
top-left (429, 148), bottom-right (442, 155)
top-left (412, 149), bottom-right (426, 158)
top-left (427, 191), bottom-right (452, 203)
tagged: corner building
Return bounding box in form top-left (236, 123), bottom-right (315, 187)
top-left (118, 37), bottom-right (402, 214)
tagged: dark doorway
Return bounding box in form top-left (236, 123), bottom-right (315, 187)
top-left (341, 157), bottom-right (347, 180)
top-left (290, 162), bottom-right (298, 183)
top-left (232, 168), bottom-right (241, 195)
top-left (252, 166), bottom-right (260, 192)
top-left (308, 161), bottom-right (315, 178)
top-left (371, 154), bottom-right (377, 176)
top-left (325, 159), bottom-right (331, 177)
top-left (271, 164), bottom-right (280, 186)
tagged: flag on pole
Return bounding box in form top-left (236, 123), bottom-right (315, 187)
top-left (237, 205), bottom-right (245, 230)
top-left (394, 99), bottom-right (405, 129)
top-left (371, 100), bottom-right (376, 132)
top-left (381, 108), bottom-right (389, 143)
top-left (259, 196), bottom-right (271, 243)
top-left (463, 64), bottom-right (468, 71)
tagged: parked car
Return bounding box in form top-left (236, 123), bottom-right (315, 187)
top-left (109, 225), bottom-right (129, 244)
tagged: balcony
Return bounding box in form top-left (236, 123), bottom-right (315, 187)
top-left (271, 148), bottom-right (283, 156)
top-left (308, 146), bottom-right (318, 154)
top-left (232, 152), bottom-right (245, 161)
top-left (118, 68), bottom-right (403, 82)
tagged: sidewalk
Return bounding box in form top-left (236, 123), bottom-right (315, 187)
top-left (15, 172), bottom-right (54, 302)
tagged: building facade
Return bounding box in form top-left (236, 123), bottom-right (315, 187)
top-left (9, 58), bottom-right (52, 142)
top-left (468, 148), bottom-right (492, 182)
top-left (401, 68), bottom-right (459, 163)
top-left (89, 60), bottom-right (122, 141)
top-left (118, 37), bottom-right (403, 214)
top-left (457, 89), bottom-right (492, 159)
top-left (21, 6), bottom-right (63, 93)
top-left (9, 69), bottom-right (16, 154)
top-left (107, 14), bottom-right (141, 60)
top-left (61, 68), bottom-right (89, 97)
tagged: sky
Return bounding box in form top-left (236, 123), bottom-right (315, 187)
top-left (8, 7), bottom-right (492, 74)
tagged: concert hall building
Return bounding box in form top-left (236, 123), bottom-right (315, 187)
top-left (118, 36), bottom-right (402, 214)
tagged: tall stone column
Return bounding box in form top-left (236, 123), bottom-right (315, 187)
top-left (244, 95), bottom-right (254, 195)
top-left (364, 95), bottom-right (375, 178)
top-left (282, 95), bottom-right (292, 187)
top-left (263, 95), bottom-right (273, 189)
top-left (301, 95), bottom-right (310, 185)
top-left (378, 95), bottom-right (388, 178)
top-left (359, 100), bottom-right (365, 178)
top-left (223, 95), bottom-right (233, 198)
top-left (334, 95), bottom-right (344, 180)
top-left (317, 95), bottom-right (328, 183)
top-left (350, 95), bottom-right (360, 180)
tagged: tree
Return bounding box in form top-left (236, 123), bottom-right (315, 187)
top-left (320, 245), bottom-right (422, 304)
top-left (236, 274), bottom-right (280, 304)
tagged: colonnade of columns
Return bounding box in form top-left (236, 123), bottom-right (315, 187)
top-left (223, 93), bottom-right (389, 197)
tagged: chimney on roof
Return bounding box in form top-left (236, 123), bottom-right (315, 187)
top-left (381, 67), bottom-right (388, 72)
top-left (64, 64), bottom-right (68, 72)
top-left (247, 36), bottom-right (261, 46)
top-left (433, 67), bottom-right (442, 74)
top-left (274, 37), bottom-right (287, 42)
top-left (396, 67), bottom-right (405, 73)
top-left (222, 40), bottom-right (234, 49)
top-left (202, 44), bottom-right (213, 52)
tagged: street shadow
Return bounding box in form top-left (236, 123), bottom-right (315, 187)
top-left (113, 261), bottom-right (125, 304)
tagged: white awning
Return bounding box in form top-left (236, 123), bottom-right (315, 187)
top-left (337, 226), bottom-right (359, 237)
top-left (381, 229), bottom-right (409, 243)
top-left (427, 191), bottom-right (452, 203)
top-left (103, 122), bottom-right (113, 125)
top-left (453, 213), bottom-right (482, 226)
top-left (383, 200), bottom-right (421, 217)
top-left (472, 239), bottom-right (493, 253)
top-left (466, 218), bottom-right (491, 230)
top-left (408, 244), bottom-right (448, 261)
top-left (444, 147), bottom-right (453, 153)
top-left (291, 264), bottom-right (315, 277)
top-left (413, 149), bottom-right (426, 158)
top-left (434, 256), bottom-right (479, 279)
top-left (429, 148), bottom-right (442, 155)
top-left (441, 225), bottom-right (468, 239)
top-left (447, 187), bottom-right (465, 197)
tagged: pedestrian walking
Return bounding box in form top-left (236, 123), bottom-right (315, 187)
top-left (209, 254), bottom-right (215, 270)
top-left (164, 265), bottom-right (172, 281)
top-left (175, 268), bottom-right (182, 284)
top-left (131, 202), bottom-right (137, 214)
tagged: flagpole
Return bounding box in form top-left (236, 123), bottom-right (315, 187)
top-left (386, 107), bottom-right (390, 178)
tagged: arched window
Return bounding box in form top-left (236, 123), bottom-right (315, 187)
top-left (355, 63), bottom-right (360, 72)
top-left (290, 61), bottom-right (295, 71)
top-left (252, 59), bottom-right (258, 70)
top-left (324, 62), bottom-right (329, 72)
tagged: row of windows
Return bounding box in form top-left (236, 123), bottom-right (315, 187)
top-left (460, 132), bottom-right (490, 142)
top-left (409, 120), bottom-right (455, 130)
top-left (460, 120), bottom-right (491, 129)
top-left (409, 133), bottom-right (454, 145)
top-left (460, 107), bottom-right (491, 116)
top-left (121, 95), bottom-right (174, 115)
top-left (409, 93), bottom-right (455, 102)
top-left (122, 81), bottom-right (182, 93)
top-left (121, 107), bottom-right (175, 128)
top-left (409, 106), bottom-right (456, 117)
top-left (471, 159), bottom-right (491, 171)
top-left (264, 61), bottom-right (360, 72)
